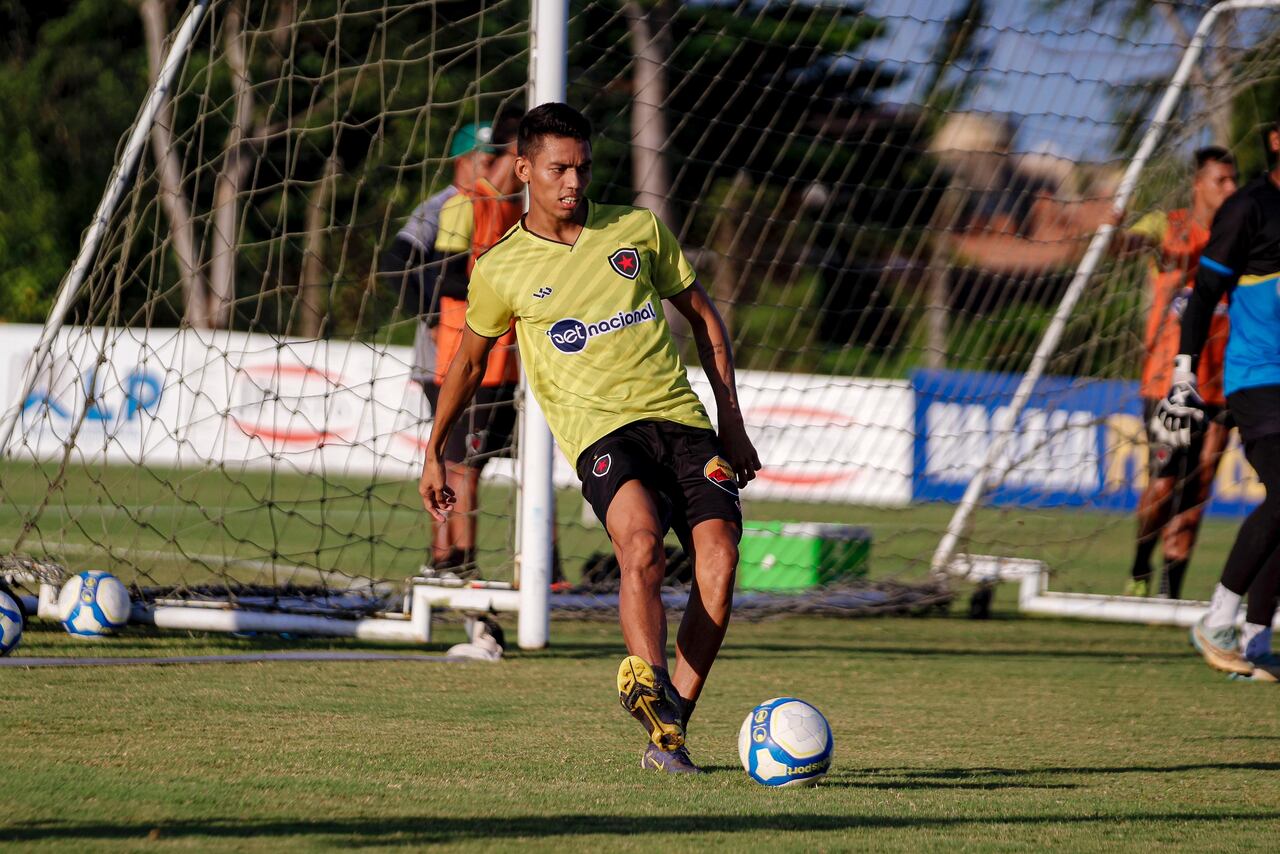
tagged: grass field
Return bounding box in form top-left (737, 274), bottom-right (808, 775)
top-left (0, 461), bottom-right (1243, 602)
top-left (4, 613), bottom-right (1280, 851)
top-left (2, 462), bottom-right (1268, 848)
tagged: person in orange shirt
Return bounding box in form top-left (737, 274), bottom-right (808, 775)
top-left (424, 113), bottom-right (525, 574)
top-left (1125, 146), bottom-right (1238, 599)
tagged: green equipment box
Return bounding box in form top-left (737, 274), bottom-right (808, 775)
top-left (738, 521), bottom-right (871, 592)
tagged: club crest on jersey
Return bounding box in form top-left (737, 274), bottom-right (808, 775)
top-left (609, 248), bottom-right (641, 280)
top-left (547, 302), bottom-right (657, 354)
top-left (592, 453), bottom-right (612, 477)
top-left (703, 456), bottom-right (738, 494)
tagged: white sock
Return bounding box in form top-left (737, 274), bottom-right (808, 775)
top-left (1242, 623), bottom-right (1272, 661)
top-left (1205, 584), bottom-right (1242, 630)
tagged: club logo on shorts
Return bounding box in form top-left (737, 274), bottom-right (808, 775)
top-left (609, 248), bottom-right (641, 280)
top-left (546, 303), bottom-right (658, 354)
top-left (703, 456), bottom-right (738, 495)
top-left (593, 453), bottom-right (612, 477)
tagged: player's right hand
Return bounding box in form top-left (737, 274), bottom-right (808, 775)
top-left (1150, 356), bottom-right (1205, 450)
top-left (419, 456), bottom-right (456, 522)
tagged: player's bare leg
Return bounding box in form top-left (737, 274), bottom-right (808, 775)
top-left (607, 479), bottom-right (686, 755)
top-left (1162, 420), bottom-right (1230, 598)
top-left (430, 513), bottom-right (453, 567)
top-left (607, 480), bottom-right (669, 667)
top-left (1130, 475), bottom-right (1175, 595)
top-left (442, 464), bottom-right (481, 572)
top-left (672, 518), bottom-right (740, 716)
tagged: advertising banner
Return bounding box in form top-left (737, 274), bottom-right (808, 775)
top-left (692, 370), bottom-right (912, 507)
top-left (0, 327), bottom-right (916, 507)
top-left (912, 368), bottom-right (1260, 517)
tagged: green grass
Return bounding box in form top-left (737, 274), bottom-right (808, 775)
top-left (0, 461), bottom-right (1242, 601)
top-left (3, 615), bottom-right (1279, 851)
top-left (1, 462), bottom-right (1263, 847)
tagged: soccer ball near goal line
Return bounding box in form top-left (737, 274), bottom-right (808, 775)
top-left (58, 571), bottom-right (132, 638)
top-left (0, 590), bottom-right (23, 656)
top-left (738, 697), bottom-right (834, 787)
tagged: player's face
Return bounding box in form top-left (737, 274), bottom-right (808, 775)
top-left (1193, 160), bottom-right (1238, 214)
top-left (517, 136), bottom-right (592, 221)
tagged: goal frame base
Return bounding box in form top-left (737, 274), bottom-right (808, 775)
top-left (950, 554), bottom-right (1280, 628)
top-left (14, 575), bottom-right (440, 644)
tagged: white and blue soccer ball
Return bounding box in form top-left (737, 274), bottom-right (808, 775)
top-left (0, 590), bottom-right (23, 656)
top-left (738, 697), bottom-right (834, 787)
top-left (58, 571), bottom-right (131, 637)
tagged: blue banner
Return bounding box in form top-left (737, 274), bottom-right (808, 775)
top-left (911, 369), bottom-right (1260, 518)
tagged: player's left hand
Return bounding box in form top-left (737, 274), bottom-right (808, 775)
top-left (719, 414), bottom-right (762, 489)
top-left (419, 456), bottom-right (456, 522)
top-left (1151, 357), bottom-right (1205, 450)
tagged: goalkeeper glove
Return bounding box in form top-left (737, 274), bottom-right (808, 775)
top-left (1150, 354), bottom-right (1205, 450)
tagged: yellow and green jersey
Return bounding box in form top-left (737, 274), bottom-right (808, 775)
top-left (465, 201), bottom-right (712, 465)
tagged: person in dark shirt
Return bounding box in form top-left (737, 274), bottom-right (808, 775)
top-left (1155, 115), bottom-right (1280, 681)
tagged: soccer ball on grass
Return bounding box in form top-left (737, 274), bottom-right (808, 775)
top-left (738, 697), bottom-right (833, 787)
top-left (58, 570), bottom-right (131, 637)
top-left (0, 589), bottom-right (23, 656)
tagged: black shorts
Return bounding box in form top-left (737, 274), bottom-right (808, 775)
top-left (1142, 397), bottom-right (1228, 479)
top-left (575, 419), bottom-right (743, 546)
top-left (422, 382), bottom-right (517, 468)
top-left (1227, 385), bottom-right (1280, 446)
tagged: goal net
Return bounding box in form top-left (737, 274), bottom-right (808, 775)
top-left (4, 1), bottom-right (1279, 636)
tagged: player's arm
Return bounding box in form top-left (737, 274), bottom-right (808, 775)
top-left (419, 261), bottom-right (513, 520)
top-left (378, 237), bottom-right (443, 314)
top-left (433, 195), bottom-right (476, 301)
top-left (1108, 210), bottom-right (1166, 258)
top-left (419, 327), bottom-right (499, 520)
top-left (1154, 196), bottom-right (1251, 447)
top-left (434, 256), bottom-right (471, 300)
top-left (669, 282), bottom-right (762, 488)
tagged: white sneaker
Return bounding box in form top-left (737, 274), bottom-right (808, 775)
top-left (447, 616), bottom-right (504, 661)
top-left (1191, 618), bottom-right (1254, 676)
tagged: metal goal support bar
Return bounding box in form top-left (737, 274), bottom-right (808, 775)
top-left (932, 0), bottom-right (1280, 577)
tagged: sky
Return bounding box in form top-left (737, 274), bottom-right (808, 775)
top-left (854, 0), bottom-right (1262, 163)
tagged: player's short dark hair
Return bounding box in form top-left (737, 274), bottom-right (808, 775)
top-left (1194, 146), bottom-right (1234, 171)
top-left (518, 103), bottom-right (592, 158)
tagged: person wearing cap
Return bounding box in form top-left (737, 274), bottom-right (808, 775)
top-left (421, 114), bottom-right (525, 575)
top-left (378, 120), bottom-right (500, 573)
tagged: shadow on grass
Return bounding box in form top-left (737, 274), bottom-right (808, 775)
top-left (697, 765), bottom-right (1078, 790)
top-left (530, 640), bottom-right (1189, 663)
top-left (863, 761), bottom-right (1280, 778)
top-left (7, 809), bottom-right (1279, 844)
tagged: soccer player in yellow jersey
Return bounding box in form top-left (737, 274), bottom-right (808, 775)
top-left (420, 103), bottom-right (761, 773)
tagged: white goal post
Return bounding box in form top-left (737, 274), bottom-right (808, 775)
top-left (9, 0), bottom-right (1280, 649)
top-left (932, 0), bottom-right (1280, 627)
top-left (0, 0), bottom-right (569, 650)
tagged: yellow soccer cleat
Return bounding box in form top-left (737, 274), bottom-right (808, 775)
top-left (617, 655), bottom-right (685, 751)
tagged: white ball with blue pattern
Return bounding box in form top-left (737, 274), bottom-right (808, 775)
top-left (738, 697), bottom-right (833, 787)
top-left (0, 590), bottom-right (23, 656)
top-left (58, 571), bottom-right (131, 637)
